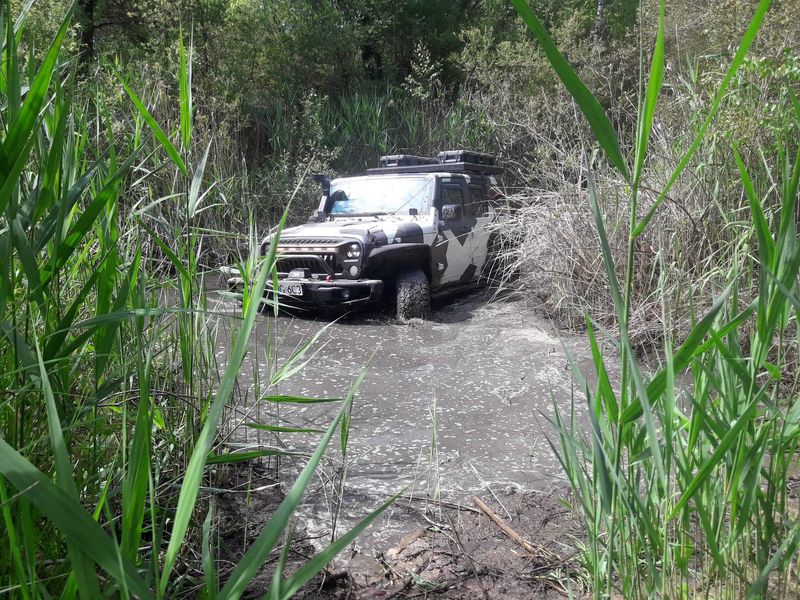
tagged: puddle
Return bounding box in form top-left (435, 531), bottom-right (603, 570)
top-left (210, 290), bottom-right (598, 553)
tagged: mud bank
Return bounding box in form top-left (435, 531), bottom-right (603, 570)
top-left (215, 471), bottom-right (582, 599)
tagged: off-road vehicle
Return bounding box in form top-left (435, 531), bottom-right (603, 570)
top-left (230, 150), bottom-right (504, 319)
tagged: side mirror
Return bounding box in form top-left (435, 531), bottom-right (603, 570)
top-left (441, 204), bottom-right (461, 221)
top-left (313, 174), bottom-right (331, 196)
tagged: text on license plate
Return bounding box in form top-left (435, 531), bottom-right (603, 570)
top-left (277, 282), bottom-right (303, 296)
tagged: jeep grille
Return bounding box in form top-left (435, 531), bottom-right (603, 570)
top-left (279, 237), bottom-right (341, 246)
top-left (276, 254), bottom-right (342, 276)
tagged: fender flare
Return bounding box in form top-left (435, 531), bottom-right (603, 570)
top-left (364, 243), bottom-right (432, 282)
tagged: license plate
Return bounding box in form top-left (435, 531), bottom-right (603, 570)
top-left (277, 282), bottom-right (303, 296)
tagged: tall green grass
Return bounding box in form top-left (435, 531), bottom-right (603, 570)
top-left (0, 5), bottom-right (394, 597)
top-left (514, 0), bottom-right (800, 597)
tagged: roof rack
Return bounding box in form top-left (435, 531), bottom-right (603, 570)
top-left (369, 149), bottom-right (502, 176)
top-left (366, 162), bottom-right (503, 176)
top-left (437, 150), bottom-right (495, 165)
top-left (378, 154), bottom-right (438, 167)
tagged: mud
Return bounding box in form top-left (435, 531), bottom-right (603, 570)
top-left (210, 290), bottom-right (598, 597)
top-left (348, 490), bottom-right (583, 599)
top-left (213, 466), bottom-right (582, 598)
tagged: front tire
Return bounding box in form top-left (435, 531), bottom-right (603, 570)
top-left (395, 269), bottom-right (431, 320)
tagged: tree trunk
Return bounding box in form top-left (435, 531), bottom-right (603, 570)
top-left (591, 0), bottom-right (608, 42)
top-left (78, 0), bottom-right (96, 61)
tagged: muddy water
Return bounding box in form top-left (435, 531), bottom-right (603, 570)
top-left (212, 291), bottom-right (596, 553)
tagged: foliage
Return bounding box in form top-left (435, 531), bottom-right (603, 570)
top-left (1, 0), bottom-right (799, 596)
top-left (512, 0), bottom-right (800, 597)
top-left (0, 5), bottom-right (395, 597)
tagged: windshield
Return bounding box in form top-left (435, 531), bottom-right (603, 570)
top-left (329, 177), bottom-right (432, 215)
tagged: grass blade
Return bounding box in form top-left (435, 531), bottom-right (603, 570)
top-left (179, 26), bottom-right (192, 150)
top-left (668, 395), bottom-right (760, 519)
top-left (632, 0), bottom-right (665, 187)
top-left (219, 396), bottom-right (351, 598)
top-left (0, 6), bottom-right (71, 200)
top-left (188, 140), bottom-right (211, 219)
top-left (113, 68), bottom-right (188, 176)
top-left (0, 439), bottom-right (153, 598)
top-left (622, 283), bottom-right (732, 422)
top-left (35, 336), bottom-right (102, 599)
top-left (205, 449), bottom-right (290, 464)
top-left (278, 491), bottom-right (401, 600)
top-left (158, 204), bottom-right (291, 593)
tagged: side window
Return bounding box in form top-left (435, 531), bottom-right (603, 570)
top-left (439, 183), bottom-right (465, 213)
top-left (468, 185), bottom-right (488, 218)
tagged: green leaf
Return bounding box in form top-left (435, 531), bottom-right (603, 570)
top-left (668, 395), bottom-right (760, 519)
top-left (269, 321), bottom-right (334, 386)
top-left (734, 145), bottom-right (775, 267)
top-left (244, 423), bottom-right (324, 434)
top-left (33, 158), bottom-right (104, 253)
top-left (632, 0), bottom-right (665, 187)
top-left (39, 150), bottom-right (139, 290)
top-left (188, 140), bottom-right (211, 219)
top-left (178, 26), bottom-right (193, 149)
top-left (746, 523), bottom-right (800, 599)
top-left (202, 504), bottom-right (218, 600)
top-left (0, 125), bottom-right (39, 216)
top-left (205, 449), bottom-right (290, 464)
top-left (137, 218), bottom-right (190, 283)
top-left (0, 6), bottom-right (71, 196)
top-left (763, 361), bottom-right (781, 381)
top-left (113, 67), bottom-right (188, 176)
top-left (43, 252), bottom-right (108, 361)
top-left (622, 283), bottom-right (732, 422)
top-left (586, 316), bottom-right (618, 422)
top-left (9, 217), bottom-right (44, 313)
top-left (263, 395), bottom-right (341, 404)
top-left (586, 165), bottom-right (624, 318)
top-left (35, 336), bottom-right (102, 599)
top-left (0, 439), bottom-right (153, 599)
top-left (220, 395), bottom-right (355, 598)
top-left (511, 0), bottom-right (629, 181)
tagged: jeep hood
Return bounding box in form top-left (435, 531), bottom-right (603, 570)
top-left (275, 215), bottom-right (434, 246)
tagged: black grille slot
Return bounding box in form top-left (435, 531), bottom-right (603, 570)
top-left (280, 238), bottom-right (340, 246)
top-left (277, 254), bottom-right (342, 275)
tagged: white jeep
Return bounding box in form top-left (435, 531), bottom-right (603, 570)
top-left (231, 150), bottom-right (505, 319)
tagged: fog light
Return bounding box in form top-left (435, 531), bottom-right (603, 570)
top-left (341, 289), bottom-right (351, 300)
top-left (348, 265), bottom-right (359, 277)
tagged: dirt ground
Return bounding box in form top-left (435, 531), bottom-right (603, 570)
top-left (215, 462), bottom-right (585, 599)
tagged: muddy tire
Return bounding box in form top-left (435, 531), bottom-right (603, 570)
top-left (395, 269), bottom-right (431, 320)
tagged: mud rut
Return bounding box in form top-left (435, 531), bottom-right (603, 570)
top-left (210, 290), bottom-right (597, 598)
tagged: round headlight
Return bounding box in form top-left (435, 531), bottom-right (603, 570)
top-left (346, 243), bottom-right (361, 259)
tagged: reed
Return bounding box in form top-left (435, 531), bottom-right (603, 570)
top-left (513, 0), bottom-right (799, 596)
top-left (0, 5), bottom-right (394, 598)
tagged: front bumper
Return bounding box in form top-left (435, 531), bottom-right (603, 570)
top-left (224, 272), bottom-right (384, 307)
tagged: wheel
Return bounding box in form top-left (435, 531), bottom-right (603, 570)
top-left (395, 269), bottom-right (431, 320)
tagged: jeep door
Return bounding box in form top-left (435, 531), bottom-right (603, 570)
top-left (466, 182), bottom-right (493, 278)
top-left (432, 179), bottom-right (474, 286)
